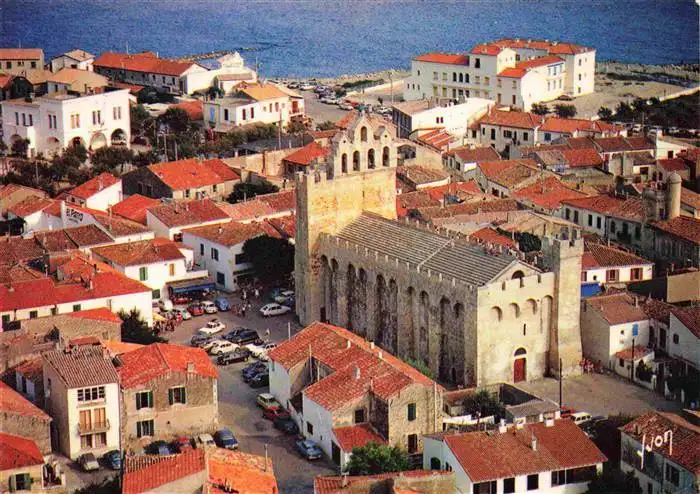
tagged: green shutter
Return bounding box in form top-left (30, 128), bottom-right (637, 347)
top-left (137, 421), bottom-right (142, 438)
top-left (168, 388), bottom-right (174, 405)
top-left (181, 387), bottom-right (186, 404)
top-left (148, 391), bottom-right (153, 408)
top-left (9, 474), bottom-right (16, 492)
top-left (135, 394), bottom-right (141, 410)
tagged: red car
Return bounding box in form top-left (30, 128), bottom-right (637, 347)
top-left (172, 295), bottom-right (191, 305)
top-left (560, 406), bottom-right (577, 419)
top-left (172, 437), bottom-right (193, 452)
top-left (262, 408), bottom-right (291, 421)
top-left (188, 303), bottom-right (204, 316)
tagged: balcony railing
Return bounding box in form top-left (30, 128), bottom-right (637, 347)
top-left (77, 420), bottom-right (110, 434)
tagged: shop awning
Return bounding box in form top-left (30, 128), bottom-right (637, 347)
top-left (168, 277), bottom-right (215, 294)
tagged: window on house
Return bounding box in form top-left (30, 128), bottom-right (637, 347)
top-left (77, 386), bottom-right (105, 402)
top-left (80, 434), bottom-right (93, 449)
top-left (512, 95), bottom-right (516, 105)
top-left (588, 214), bottom-right (593, 226)
top-left (234, 253), bottom-right (246, 265)
top-left (430, 457), bottom-right (441, 470)
top-left (503, 477), bottom-right (515, 493)
top-left (211, 248), bottom-right (219, 261)
top-left (72, 304), bottom-right (81, 312)
top-left (581, 271), bottom-right (588, 282)
top-left (407, 403), bottom-right (416, 421)
top-left (185, 189), bottom-right (191, 198)
top-left (565, 208), bottom-right (571, 220)
top-left (597, 217), bottom-right (602, 229)
top-left (630, 268), bottom-right (643, 281)
top-left (574, 211), bottom-right (579, 224)
top-left (200, 244), bottom-right (204, 256)
top-left (139, 266), bottom-right (148, 281)
top-left (606, 269), bottom-right (618, 282)
top-left (407, 434), bottom-right (418, 453)
top-left (1, 314), bottom-right (10, 327)
top-left (22, 113), bottom-right (26, 126)
top-left (673, 334), bottom-right (679, 345)
top-left (665, 464), bottom-right (679, 485)
top-left (635, 225), bottom-right (641, 239)
top-left (51, 308), bottom-right (57, 316)
top-left (503, 130), bottom-right (512, 138)
top-left (242, 109), bottom-right (247, 120)
top-left (113, 106), bottom-right (122, 120)
top-left (168, 386), bottom-right (186, 405)
top-left (473, 481), bottom-right (497, 494)
top-left (94, 432), bottom-right (107, 447)
top-left (152, 289), bottom-right (160, 299)
top-left (523, 132), bottom-right (529, 141)
top-left (137, 419), bottom-right (154, 438)
top-left (216, 272), bottom-right (225, 285)
top-left (474, 58), bottom-right (481, 68)
top-left (490, 129), bottom-right (496, 140)
top-left (169, 263), bottom-right (175, 276)
top-left (610, 221), bottom-right (616, 233)
top-left (251, 108), bottom-right (255, 119)
top-left (619, 358), bottom-right (626, 367)
top-left (354, 408), bottom-right (365, 424)
top-left (307, 422), bottom-right (313, 434)
top-left (14, 112), bottom-right (19, 125)
top-left (11, 473), bottom-right (31, 491)
top-left (484, 76), bottom-right (490, 86)
top-left (552, 470), bottom-right (566, 486)
top-left (135, 391), bottom-right (153, 410)
top-left (527, 474), bottom-right (539, 490)
top-left (212, 184), bottom-right (218, 193)
top-left (29, 311), bottom-right (38, 319)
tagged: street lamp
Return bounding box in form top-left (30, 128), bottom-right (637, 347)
top-left (388, 70), bottom-right (394, 106)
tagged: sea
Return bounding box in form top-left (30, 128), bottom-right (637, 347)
top-left (1, 0), bottom-right (698, 78)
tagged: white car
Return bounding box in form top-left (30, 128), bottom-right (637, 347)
top-left (300, 83), bottom-right (315, 91)
top-left (202, 339), bottom-right (227, 352)
top-left (259, 303), bottom-right (292, 317)
top-left (174, 307), bottom-right (192, 320)
top-left (273, 290), bottom-right (295, 303)
top-left (338, 103), bottom-right (353, 111)
top-left (246, 342), bottom-right (278, 358)
top-left (199, 319), bottom-right (226, 335)
top-left (200, 301), bottom-right (218, 314)
top-left (196, 433), bottom-right (216, 448)
top-left (210, 341), bottom-right (238, 355)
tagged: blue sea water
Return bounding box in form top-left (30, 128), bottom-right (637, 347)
top-left (1, 0), bottom-right (698, 78)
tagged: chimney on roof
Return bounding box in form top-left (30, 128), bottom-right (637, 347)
top-left (346, 340), bottom-right (351, 349)
top-left (341, 472), bottom-right (349, 488)
top-left (187, 362), bottom-right (195, 373)
top-left (369, 341), bottom-right (374, 349)
top-left (378, 350), bottom-right (383, 359)
top-left (498, 419), bottom-right (507, 434)
top-left (545, 417), bottom-right (555, 427)
top-left (218, 226), bottom-right (223, 234)
top-left (353, 365), bottom-right (360, 380)
top-left (98, 176), bottom-right (103, 191)
top-left (634, 295), bottom-right (639, 307)
top-left (531, 433), bottom-right (537, 451)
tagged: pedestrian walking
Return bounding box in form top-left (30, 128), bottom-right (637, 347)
top-left (242, 290), bottom-right (247, 301)
top-left (254, 288), bottom-right (260, 300)
top-left (241, 305), bottom-right (247, 318)
top-left (265, 329), bottom-right (270, 341)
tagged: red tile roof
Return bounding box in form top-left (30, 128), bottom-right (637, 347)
top-left (0, 48), bottom-right (43, 60)
top-left (479, 111), bottom-right (544, 130)
top-left (269, 322), bottom-right (440, 411)
top-left (123, 449), bottom-right (205, 494)
top-left (182, 220), bottom-right (278, 247)
top-left (471, 44), bottom-right (502, 56)
top-left (148, 158), bottom-right (237, 190)
top-left (110, 194), bottom-right (161, 225)
top-left (14, 356), bottom-right (43, 381)
top-left (283, 141), bottom-right (329, 166)
top-left (207, 448), bottom-right (277, 494)
top-left (614, 345), bottom-right (653, 361)
top-left (8, 196), bottom-right (56, 218)
top-left (333, 424), bottom-right (387, 452)
top-left (92, 237), bottom-right (185, 266)
top-left (424, 181), bottom-right (482, 202)
top-left (396, 191), bottom-right (440, 217)
top-left (583, 241), bottom-right (652, 269)
top-left (672, 306), bottom-right (700, 338)
top-left (101, 340), bottom-right (144, 356)
top-left (415, 198), bottom-right (520, 221)
top-left (43, 345), bottom-right (119, 388)
top-left (202, 158), bottom-right (240, 182)
top-left (681, 188), bottom-right (700, 211)
top-left (257, 190), bottom-right (296, 213)
top-left (314, 470), bottom-right (454, 494)
top-left (586, 292), bottom-right (648, 325)
top-left (494, 38), bottom-right (593, 55)
top-left (148, 199), bottom-right (229, 228)
top-left (561, 194), bottom-right (626, 214)
top-left (513, 176), bottom-right (588, 210)
top-left (0, 432), bottom-right (44, 471)
top-left (446, 146), bottom-right (501, 163)
top-left (515, 55), bottom-right (565, 69)
top-left (621, 412), bottom-right (700, 474)
top-left (116, 343), bottom-right (217, 388)
top-left (594, 136), bottom-right (654, 153)
top-left (68, 307), bottom-right (123, 323)
top-left (217, 200), bottom-right (276, 222)
top-left (172, 100), bottom-right (204, 121)
top-left (94, 51), bottom-right (198, 77)
top-left (540, 117), bottom-right (622, 135)
top-left (413, 53), bottom-right (469, 65)
top-left (498, 67), bottom-right (528, 79)
top-left (0, 184), bottom-right (46, 201)
top-left (67, 172), bottom-right (120, 200)
top-left (266, 215), bottom-right (296, 239)
top-left (0, 381), bottom-right (51, 420)
top-left (650, 216), bottom-right (700, 243)
top-left (417, 129), bottom-right (455, 151)
top-left (560, 148), bottom-right (604, 168)
top-left (444, 420), bottom-right (606, 482)
top-left (469, 227), bottom-right (517, 249)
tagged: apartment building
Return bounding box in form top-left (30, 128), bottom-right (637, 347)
top-left (203, 83), bottom-right (305, 132)
top-left (0, 87), bottom-right (130, 157)
top-left (391, 98), bottom-right (494, 139)
top-left (423, 419), bottom-right (606, 494)
top-left (42, 345), bottom-right (121, 460)
top-left (268, 322), bottom-right (443, 469)
top-left (405, 39), bottom-right (595, 111)
top-left (0, 48), bottom-right (44, 71)
top-left (115, 343), bottom-right (218, 448)
top-left (91, 238), bottom-right (209, 301)
top-left (471, 110), bottom-right (544, 154)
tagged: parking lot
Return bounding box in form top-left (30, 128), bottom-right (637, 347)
top-left (167, 291), bottom-right (337, 494)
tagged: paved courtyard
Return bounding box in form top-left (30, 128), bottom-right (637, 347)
top-left (518, 372), bottom-right (683, 417)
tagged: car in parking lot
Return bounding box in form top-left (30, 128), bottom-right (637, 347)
top-left (223, 327), bottom-right (248, 342)
top-left (214, 428), bottom-right (239, 450)
top-left (217, 348), bottom-right (251, 365)
top-left (210, 341), bottom-right (238, 355)
top-left (273, 290), bottom-right (295, 303)
top-left (249, 372), bottom-right (269, 388)
top-left (274, 417), bottom-right (299, 434)
top-left (246, 342), bottom-right (277, 358)
top-left (295, 439), bottom-right (323, 460)
top-left (78, 452), bottom-right (100, 471)
top-left (202, 338), bottom-right (227, 352)
top-left (263, 407), bottom-right (290, 421)
top-left (174, 307), bottom-right (192, 320)
top-left (259, 303), bottom-right (292, 317)
top-left (188, 303), bottom-right (204, 316)
top-left (200, 301), bottom-right (218, 314)
top-left (147, 440), bottom-right (172, 455)
top-left (172, 436), bottom-right (193, 452)
top-left (242, 362), bottom-right (268, 381)
top-left (190, 333), bottom-right (213, 347)
top-left (198, 319), bottom-right (225, 335)
top-left (338, 103), bottom-right (353, 111)
top-left (171, 294), bottom-right (191, 305)
top-left (229, 329), bottom-right (263, 346)
top-left (214, 297), bottom-right (231, 311)
top-left (256, 393), bottom-right (280, 410)
top-left (103, 450), bottom-right (121, 470)
top-left (196, 433), bottom-right (216, 448)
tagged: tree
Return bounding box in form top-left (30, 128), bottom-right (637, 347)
top-left (158, 107), bottom-right (191, 135)
top-left (530, 103), bottom-right (550, 116)
top-left (461, 389), bottom-right (505, 419)
top-left (67, 143), bottom-right (88, 163)
top-left (133, 150), bottom-right (160, 167)
top-left (73, 476), bottom-right (120, 494)
top-left (287, 120), bottom-right (307, 135)
top-left (227, 182), bottom-right (279, 203)
top-left (10, 138), bottom-right (30, 157)
top-left (316, 120), bottom-right (336, 131)
top-left (91, 146), bottom-right (135, 172)
top-left (130, 104), bottom-right (153, 138)
top-left (597, 107), bottom-right (613, 122)
top-left (344, 442), bottom-right (410, 475)
top-left (0, 140), bottom-right (7, 155)
top-left (554, 104), bottom-right (577, 118)
top-left (242, 235), bottom-right (294, 282)
top-left (585, 470), bottom-right (641, 494)
top-left (119, 309), bottom-right (167, 344)
top-left (406, 358), bottom-right (435, 379)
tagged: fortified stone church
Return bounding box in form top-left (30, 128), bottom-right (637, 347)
top-left (295, 114), bottom-right (584, 387)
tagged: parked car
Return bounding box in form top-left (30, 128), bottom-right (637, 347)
top-left (223, 327), bottom-right (248, 341)
top-left (214, 297), bottom-right (231, 311)
top-left (559, 406), bottom-right (577, 419)
top-left (295, 439), bottom-right (323, 460)
top-left (256, 393), bottom-right (280, 411)
top-left (558, 94), bottom-right (574, 101)
top-left (172, 437), bottom-right (193, 452)
top-left (171, 294), bottom-right (191, 305)
top-left (338, 103), bottom-right (353, 111)
top-left (249, 372), bottom-right (269, 388)
top-left (242, 362), bottom-right (268, 382)
top-left (202, 339), bottom-right (228, 353)
top-left (300, 83), bottom-right (315, 91)
top-left (210, 341), bottom-right (238, 355)
top-left (287, 82), bottom-right (300, 89)
top-left (246, 342), bottom-right (278, 359)
top-left (103, 450), bottom-right (121, 470)
top-left (174, 307), bottom-right (192, 320)
top-left (200, 301), bottom-right (218, 314)
top-left (78, 453), bottom-right (100, 471)
top-left (188, 303), bottom-right (204, 316)
top-left (217, 348), bottom-right (251, 365)
top-left (269, 288), bottom-right (292, 300)
top-left (214, 428), bottom-right (239, 450)
top-left (147, 440), bottom-right (171, 455)
top-left (570, 412), bottom-right (593, 426)
top-left (281, 296), bottom-right (295, 309)
top-left (191, 333), bottom-right (213, 347)
top-left (230, 330), bottom-right (263, 346)
top-left (263, 407), bottom-right (290, 421)
top-left (259, 303), bottom-right (292, 317)
top-left (274, 417), bottom-right (299, 435)
top-left (199, 319), bottom-right (226, 335)
top-left (196, 433), bottom-right (216, 448)
top-left (273, 290), bottom-right (295, 303)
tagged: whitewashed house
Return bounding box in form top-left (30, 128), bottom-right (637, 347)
top-left (391, 98), bottom-right (494, 139)
top-left (65, 172), bottom-right (122, 211)
top-left (581, 242), bottom-right (654, 286)
top-left (50, 49), bottom-right (95, 72)
top-left (146, 199), bottom-right (230, 241)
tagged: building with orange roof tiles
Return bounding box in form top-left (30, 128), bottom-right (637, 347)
top-left (314, 470), bottom-right (455, 494)
top-left (65, 172), bottom-right (122, 211)
top-left (0, 381), bottom-right (52, 454)
top-left (268, 322), bottom-right (443, 470)
top-left (0, 432), bottom-right (58, 492)
top-left (115, 343), bottom-right (218, 449)
top-left (423, 419), bottom-right (605, 493)
top-left (109, 194), bottom-right (161, 225)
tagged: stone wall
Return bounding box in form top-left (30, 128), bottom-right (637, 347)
top-left (0, 412), bottom-right (51, 454)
